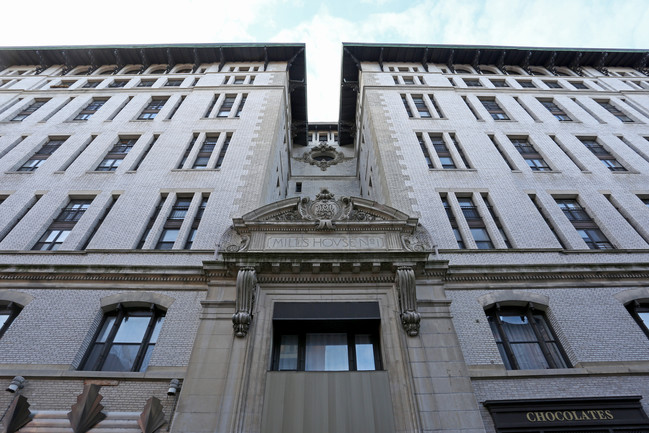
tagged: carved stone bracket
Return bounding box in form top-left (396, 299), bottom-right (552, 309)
top-left (395, 266), bottom-right (420, 337)
top-left (67, 384), bottom-right (107, 433)
top-left (570, 52), bottom-right (584, 76)
top-left (446, 49), bottom-right (455, 73)
top-left (2, 394), bottom-right (33, 433)
top-left (232, 267), bottom-right (257, 337)
top-left (472, 50), bottom-right (481, 74)
top-left (138, 396), bottom-right (167, 433)
top-left (87, 50), bottom-right (98, 75)
top-left (497, 51), bottom-right (508, 75)
top-left (634, 52), bottom-right (649, 76)
top-left (545, 51), bottom-right (557, 76)
top-left (113, 49), bottom-right (124, 75)
top-left (595, 52), bottom-right (609, 76)
top-left (521, 50), bottom-right (532, 75)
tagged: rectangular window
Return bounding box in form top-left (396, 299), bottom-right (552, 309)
top-left (579, 138), bottom-right (626, 171)
top-left (480, 98), bottom-right (510, 120)
top-left (518, 80), bottom-right (535, 88)
top-left (18, 137), bottom-right (67, 172)
top-left (428, 95), bottom-right (444, 118)
top-left (416, 133), bottom-right (434, 169)
top-left (441, 195), bottom-right (465, 249)
top-left (95, 137), bottom-right (138, 171)
top-left (540, 100), bottom-right (572, 121)
top-left (597, 100), bottom-right (633, 122)
top-left (83, 80), bottom-right (101, 88)
top-left (570, 81), bottom-right (588, 89)
top-left (11, 99), bottom-right (49, 121)
top-left (451, 134), bottom-right (471, 168)
top-left (217, 95), bottom-right (236, 117)
top-left (138, 80), bottom-right (155, 88)
top-left (192, 135), bottom-right (218, 169)
top-left (233, 76), bottom-right (245, 84)
top-left (510, 138), bottom-right (551, 171)
top-left (458, 197), bottom-right (494, 249)
top-left (401, 95), bottom-right (413, 118)
top-left (544, 81), bottom-right (562, 89)
top-left (465, 79), bottom-right (482, 87)
top-left (137, 97), bottom-right (168, 120)
top-left (492, 80), bottom-right (509, 88)
top-left (32, 199), bottom-right (93, 250)
top-left (74, 98), bottom-right (107, 120)
top-left (430, 134), bottom-right (455, 169)
top-left (185, 195), bottom-right (209, 249)
top-left (403, 76), bottom-right (415, 85)
top-left (108, 80), bottom-right (128, 88)
top-left (235, 94), bottom-right (247, 117)
top-left (271, 303), bottom-right (382, 371)
top-left (156, 196), bottom-right (192, 250)
top-left (555, 198), bottom-right (614, 249)
top-left (165, 79), bottom-right (183, 87)
top-left (412, 95), bottom-right (430, 117)
top-left (215, 133), bottom-right (232, 168)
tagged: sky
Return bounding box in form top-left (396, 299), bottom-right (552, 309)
top-left (1, 0), bottom-right (648, 121)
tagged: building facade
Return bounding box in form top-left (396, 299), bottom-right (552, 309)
top-left (0, 43), bottom-right (648, 432)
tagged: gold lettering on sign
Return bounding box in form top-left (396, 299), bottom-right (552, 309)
top-left (525, 410), bottom-right (615, 423)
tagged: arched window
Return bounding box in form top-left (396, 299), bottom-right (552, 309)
top-left (627, 301), bottom-right (649, 339)
top-left (81, 304), bottom-right (165, 372)
top-left (486, 303), bottom-right (570, 370)
top-left (0, 303), bottom-right (22, 339)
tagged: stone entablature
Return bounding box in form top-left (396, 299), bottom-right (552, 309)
top-left (219, 189), bottom-right (433, 254)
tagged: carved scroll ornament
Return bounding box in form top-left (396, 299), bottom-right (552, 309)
top-left (396, 266), bottom-right (421, 336)
top-left (232, 267), bottom-right (257, 337)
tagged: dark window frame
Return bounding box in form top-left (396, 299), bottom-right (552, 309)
top-left (271, 319), bottom-right (382, 372)
top-left (627, 301), bottom-right (649, 340)
top-left (137, 97), bottom-right (168, 120)
top-left (32, 199), bottom-right (92, 250)
top-left (486, 303), bottom-right (571, 370)
top-left (80, 304), bottom-right (165, 372)
top-left (0, 302), bottom-right (21, 339)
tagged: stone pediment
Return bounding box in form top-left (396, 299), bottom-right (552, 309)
top-left (218, 190), bottom-right (433, 254)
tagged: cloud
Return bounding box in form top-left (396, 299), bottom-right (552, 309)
top-left (1, 0), bottom-right (647, 121)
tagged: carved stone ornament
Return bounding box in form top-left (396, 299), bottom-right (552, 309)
top-left (232, 267), bottom-right (257, 337)
top-left (217, 226), bottom-right (250, 253)
top-left (296, 142), bottom-right (347, 171)
top-left (138, 396), bottom-right (167, 433)
top-left (67, 384), bottom-right (107, 433)
top-left (2, 395), bottom-right (33, 433)
top-left (401, 225), bottom-right (433, 252)
top-left (395, 266), bottom-right (421, 337)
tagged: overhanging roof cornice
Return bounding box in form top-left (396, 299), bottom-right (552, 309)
top-left (339, 43), bottom-right (649, 144)
top-left (0, 43), bottom-right (309, 145)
